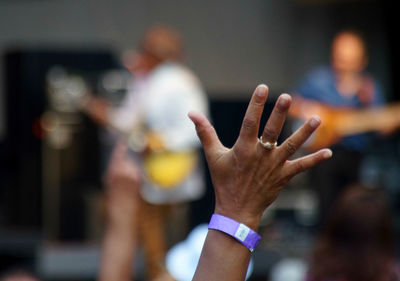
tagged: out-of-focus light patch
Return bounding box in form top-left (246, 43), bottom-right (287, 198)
top-left (32, 117), bottom-right (46, 139)
top-left (166, 224), bottom-right (254, 281)
top-left (100, 70), bottom-right (131, 93)
top-left (40, 111), bottom-right (60, 133)
top-left (46, 66), bottom-right (88, 112)
top-left (269, 258), bottom-right (307, 281)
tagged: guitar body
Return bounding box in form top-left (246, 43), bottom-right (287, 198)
top-left (308, 116), bottom-right (341, 151)
top-left (289, 97), bottom-right (344, 151)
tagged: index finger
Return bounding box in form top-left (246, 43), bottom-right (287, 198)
top-left (235, 84), bottom-right (269, 147)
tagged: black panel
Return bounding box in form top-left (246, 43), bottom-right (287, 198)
top-left (1, 49), bottom-right (119, 234)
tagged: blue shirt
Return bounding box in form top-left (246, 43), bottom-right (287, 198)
top-left (294, 66), bottom-right (385, 152)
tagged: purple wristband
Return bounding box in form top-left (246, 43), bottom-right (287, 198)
top-left (208, 214), bottom-right (261, 252)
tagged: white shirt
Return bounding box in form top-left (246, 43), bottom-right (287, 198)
top-left (109, 62), bottom-right (209, 204)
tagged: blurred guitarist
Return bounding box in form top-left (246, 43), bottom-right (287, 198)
top-left (85, 25), bottom-right (209, 281)
top-left (290, 29), bottom-right (395, 225)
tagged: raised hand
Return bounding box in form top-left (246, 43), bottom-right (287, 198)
top-left (190, 84), bottom-right (332, 281)
top-left (189, 84), bottom-right (332, 229)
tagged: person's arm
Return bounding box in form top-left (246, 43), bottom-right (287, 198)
top-left (81, 95), bottom-right (111, 125)
top-left (98, 143), bottom-right (141, 281)
top-left (80, 88), bottom-right (139, 135)
top-left (189, 84), bottom-right (332, 281)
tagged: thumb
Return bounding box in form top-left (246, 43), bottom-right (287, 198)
top-left (188, 111), bottom-right (224, 163)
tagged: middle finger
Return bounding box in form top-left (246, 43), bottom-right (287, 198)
top-left (260, 94), bottom-right (292, 147)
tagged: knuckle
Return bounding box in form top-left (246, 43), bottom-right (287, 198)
top-left (263, 127), bottom-right (278, 140)
top-left (242, 117), bottom-right (257, 130)
top-left (285, 140), bottom-right (297, 155)
top-left (275, 105), bottom-right (286, 115)
top-left (196, 123), bottom-right (212, 137)
top-left (253, 96), bottom-right (265, 107)
top-left (234, 145), bottom-right (251, 158)
top-left (304, 123), bottom-right (316, 135)
top-left (294, 161), bottom-right (306, 173)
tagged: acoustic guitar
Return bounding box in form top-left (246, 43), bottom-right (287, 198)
top-left (289, 96), bottom-right (400, 152)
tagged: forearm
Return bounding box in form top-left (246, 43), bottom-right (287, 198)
top-left (81, 96), bottom-right (111, 125)
top-left (192, 212), bottom-right (261, 281)
top-left (99, 222), bottom-right (136, 281)
top-left (98, 188), bottom-right (138, 281)
top-left (193, 229), bottom-right (253, 281)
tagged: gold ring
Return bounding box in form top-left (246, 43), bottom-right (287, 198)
top-left (258, 137), bottom-right (277, 150)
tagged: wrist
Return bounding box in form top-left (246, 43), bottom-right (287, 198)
top-left (213, 207), bottom-right (262, 231)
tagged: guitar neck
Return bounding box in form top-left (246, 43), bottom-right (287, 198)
top-left (289, 98), bottom-right (400, 151)
top-left (334, 103), bottom-right (400, 136)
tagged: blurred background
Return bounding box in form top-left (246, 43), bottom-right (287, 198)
top-left (0, 0), bottom-right (399, 281)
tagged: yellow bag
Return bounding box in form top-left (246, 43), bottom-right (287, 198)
top-left (143, 151), bottom-right (197, 188)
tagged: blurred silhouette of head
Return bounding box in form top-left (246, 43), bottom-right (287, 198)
top-left (331, 30), bottom-right (368, 74)
top-left (139, 24), bottom-right (183, 62)
top-left (124, 24), bottom-right (183, 74)
top-left (310, 184), bottom-right (396, 281)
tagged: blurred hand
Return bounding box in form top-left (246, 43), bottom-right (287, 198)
top-left (189, 84), bottom-right (332, 229)
top-left (377, 121), bottom-right (400, 136)
top-left (81, 96), bottom-right (110, 125)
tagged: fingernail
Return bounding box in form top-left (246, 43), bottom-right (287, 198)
top-left (309, 116), bottom-right (321, 128)
top-left (279, 95), bottom-right (290, 107)
top-left (323, 149), bottom-right (333, 159)
top-left (256, 84), bottom-right (268, 97)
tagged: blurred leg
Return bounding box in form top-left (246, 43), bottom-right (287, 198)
top-left (137, 197), bottom-right (171, 280)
